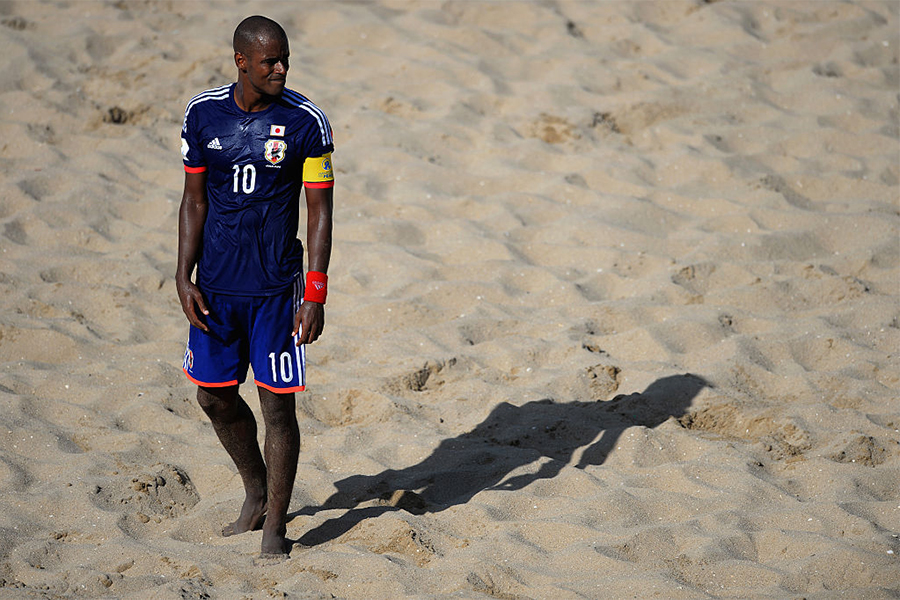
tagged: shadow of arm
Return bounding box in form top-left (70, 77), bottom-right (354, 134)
top-left (488, 458), bottom-right (566, 491)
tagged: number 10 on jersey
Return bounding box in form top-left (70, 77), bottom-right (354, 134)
top-left (232, 164), bottom-right (257, 194)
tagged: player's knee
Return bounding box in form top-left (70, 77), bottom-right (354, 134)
top-left (258, 391), bottom-right (297, 425)
top-left (196, 385), bottom-right (238, 415)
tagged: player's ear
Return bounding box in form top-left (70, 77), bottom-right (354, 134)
top-left (234, 51), bottom-right (246, 71)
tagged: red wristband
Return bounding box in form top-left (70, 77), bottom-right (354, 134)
top-left (304, 271), bottom-right (328, 304)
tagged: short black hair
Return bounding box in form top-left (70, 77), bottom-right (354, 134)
top-left (233, 15), bottom-right (287, 55)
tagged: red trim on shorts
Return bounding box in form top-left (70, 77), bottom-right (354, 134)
top-left (304, 180), bottom-right (334, 189)
top-left (184, 165), bottom-right (208, 173)
top-left (254, 379), bottom-right (305, 394)
top-left (183, 368), bottom-right (238, 388)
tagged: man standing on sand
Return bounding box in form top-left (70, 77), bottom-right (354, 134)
top-left (176, 15), bottom-right (334, 558)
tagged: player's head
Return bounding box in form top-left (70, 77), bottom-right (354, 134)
top-left (233, 15), bottom-right (287, 56)
top-left (233, 16), bottom-right (290, 98)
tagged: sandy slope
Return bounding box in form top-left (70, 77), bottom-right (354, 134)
top-left (0, 1), bottom-right (897, 598)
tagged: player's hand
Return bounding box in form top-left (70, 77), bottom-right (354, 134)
top-left (176, 278), bottom-right (210, 332)
top-left (293, 301), bottom-right (324, 345)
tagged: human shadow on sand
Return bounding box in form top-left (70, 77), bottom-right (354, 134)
top-left (291, 373), bottom-right (708, 547)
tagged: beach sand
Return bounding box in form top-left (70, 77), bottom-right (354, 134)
top-left (0, 0), bottom-right (898, 597)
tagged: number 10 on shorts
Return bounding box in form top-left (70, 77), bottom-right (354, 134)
top-left (268, 351), bottom-right (294, 382)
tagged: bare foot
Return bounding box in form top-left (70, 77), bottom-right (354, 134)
top-left (260, 524), bottom-right (290, 556)
top-left (222, 489), bottom-right (267, 537)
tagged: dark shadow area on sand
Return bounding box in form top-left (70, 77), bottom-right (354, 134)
top-left (290, 373), bottom-right (708, 548)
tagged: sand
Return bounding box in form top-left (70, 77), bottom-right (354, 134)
top-left (0, 0), bottom-right (898, 597)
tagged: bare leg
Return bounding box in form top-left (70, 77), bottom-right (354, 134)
top-left (257, 387), bottom-right (300, 556)
top-left (197, 385), bottom-right (268, 536)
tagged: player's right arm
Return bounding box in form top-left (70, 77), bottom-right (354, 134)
top-left (176, 170), bottom-right (210, 331)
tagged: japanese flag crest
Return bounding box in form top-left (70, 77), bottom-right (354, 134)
top-left (264, 139), bottom-right (287, 165)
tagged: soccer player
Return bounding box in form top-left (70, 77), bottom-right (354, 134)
top-left (176, 15), bottom-right (334, 558)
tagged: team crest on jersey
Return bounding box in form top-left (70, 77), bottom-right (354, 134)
top-left (265, 139), bottom-right (287, 165)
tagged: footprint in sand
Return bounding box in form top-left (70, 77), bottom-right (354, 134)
top-left (89, 463), bottom-right (199, 532)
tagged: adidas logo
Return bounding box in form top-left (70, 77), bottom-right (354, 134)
top-left (207, 137), bottom-right (222, 150)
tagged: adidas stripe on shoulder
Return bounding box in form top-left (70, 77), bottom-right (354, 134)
top-left (282, 89), bottom-right (333, 147)
top-left (183, 84), bottom-right (231, 132)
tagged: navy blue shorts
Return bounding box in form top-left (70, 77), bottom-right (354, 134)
top-left (182, 278), bottom-right (306, 393)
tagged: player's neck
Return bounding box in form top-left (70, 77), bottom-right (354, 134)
top-left (234, 81), bottom-right (275, 113)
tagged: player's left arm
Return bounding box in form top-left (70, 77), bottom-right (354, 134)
top-left (294, 184), bottom-right (333, 345)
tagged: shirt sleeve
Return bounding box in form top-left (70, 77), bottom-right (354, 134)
top-left (298, 107), bottom-right (334, 188)
top-left (181, 103), bottom-right (207, 173)
top-left (299, 103), bottom-right (334, 161)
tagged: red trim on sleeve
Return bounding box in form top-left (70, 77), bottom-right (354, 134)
top-left (304, 180), bottom-right (334, 189)
top-left (184, 165), bottom-right (208, 174)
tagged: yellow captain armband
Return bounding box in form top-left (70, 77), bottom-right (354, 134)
top-left (302, 153), bottom-right (334, 188)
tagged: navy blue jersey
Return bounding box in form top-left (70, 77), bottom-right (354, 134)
top-left (181, 83), bottom-right (334, 296)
